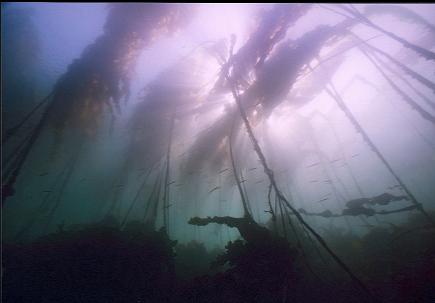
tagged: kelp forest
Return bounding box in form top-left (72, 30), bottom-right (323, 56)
top-left (2, 3), bottom-right (435, 303)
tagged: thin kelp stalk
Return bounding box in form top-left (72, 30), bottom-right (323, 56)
top-left (121, 164), bottom-right (157, 228)
top-left (309, 111), bottom-right (381, 225)
top-left (301, 113), bottom-right (349, 202)
top-left (340, 5), bottom-right (435, 61)
top-left (2, 100), bottom-right (53, 180)
top-left (377, 204), bottom-right (425, 215)
top-left (228, 115), bottom-right (252, 219)
top-left (363, 4), bottom-right (435, 33)
top-left (217, 173), bottom-right (225, 246)
top-left (317, 4), bottom-right (360, 22)
top-left (361, 41), bottom-right (435, 93)
top-left (277, 195), bottom-right (288, 240)
top-left (290, 180), bottom-right (333, 270)
top-left (2, 100), bottom-right (55, 205)
top-left (267, 182), bottom-right (278, 232)
top-left (105, 173), bottom-right (128, 218)
top-left (273, 195), bottom-right (279, 226)
top-left (225, 71), bottom-right (380, 303)
top-left (283, 209), bottom-right (325, 284)
top-left (321, 149), bottom-right (351, 202)
top-left (105, 147), bottom-right (163, 220)
top-left (366, 52), bottom-right (435, 151)
top-left (369, 51), bottom-right (435, 111)
top-left (298, 34), bottom-right (382, 84)
top-left (42, 142), bottom-right (84, 234)
top-left (311, 111), bottom-right (366, 198)
top-left (298, 217), bottom-right (332, 272)
top-left (240, 171), bottom-right (254, 216)
top-left (312, 34), bottom-right (381, 70)
top-left (305, 124), bottom-right (354, 231)
top-left (148, 171), bottom-right (164, 228)
top-left (2, 130), bottom-right (35, 171)
top-left (391, 224), bottom-right (435, 242)
top-left (338, 75), bottom-right (435, 152)
top-left (356, 45), bottom-right (435, 125)
top-left (2, 91), bottom-right (53, 144)
top-left (323, 82), bottom-right (435, 228)
top-left (3, 4), bottom-right (196, 206)
top-left (142, 172), bottom-right (162, 224)
top-left (261, 124), bottom-right (280, 230)
top-left (103, 153), bottom-right (159, 220)
top-left (341, 75), bottom-right (382, 96)
top-left (13, 155), bottom-right (77, 242)
top-left (162, 110), bottom-right (176, 233)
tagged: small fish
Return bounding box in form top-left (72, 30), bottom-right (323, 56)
top-left (330, 158), bottom-right (341, 163)
top-left (255, 180), bottom-right (264, 184)
top-left (306, 162), bottom-right (320, 168)
top-left (175, 183), bottom-right (184, 187)
top-left (310, 180), bottom-right (318, 183)
top-left (239, 179), bottom-right (247, 183)
top-left (383, 222), bottom-right (399, 230)
top-left (38, 172), bottom-right (49, 176)
top-left (316, 197), bottom-right (329, 203)
top-left (323, 180), bottom-right (331, 183)
top-left (218, 168), bottom-right (230, 174)
top-left (248, 167), bottom-right (257, 171)
top-left (387, 185), bottom-right (402, 190)
top-left (42, 190), bottom-right (52, 193)
top-left (208, 186), bottom-right (221, 194)
top-left (163, 204), bottom-right (173, 209)
top-left (167, 181), bottom-right (176, 186)
top-left (351, 153), bottom-right (360, 158)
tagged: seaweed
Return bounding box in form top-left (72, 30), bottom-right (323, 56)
top-left (3, 4), bottom-right (435, 303)
top-left (3, 218), bottom-right (178, 303)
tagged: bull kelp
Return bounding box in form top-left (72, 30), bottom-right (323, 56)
top-left (2, 3), bottom-right (435, 303)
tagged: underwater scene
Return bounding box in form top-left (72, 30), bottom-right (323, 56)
top-left (2, 3), bottom-right (435, 303)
